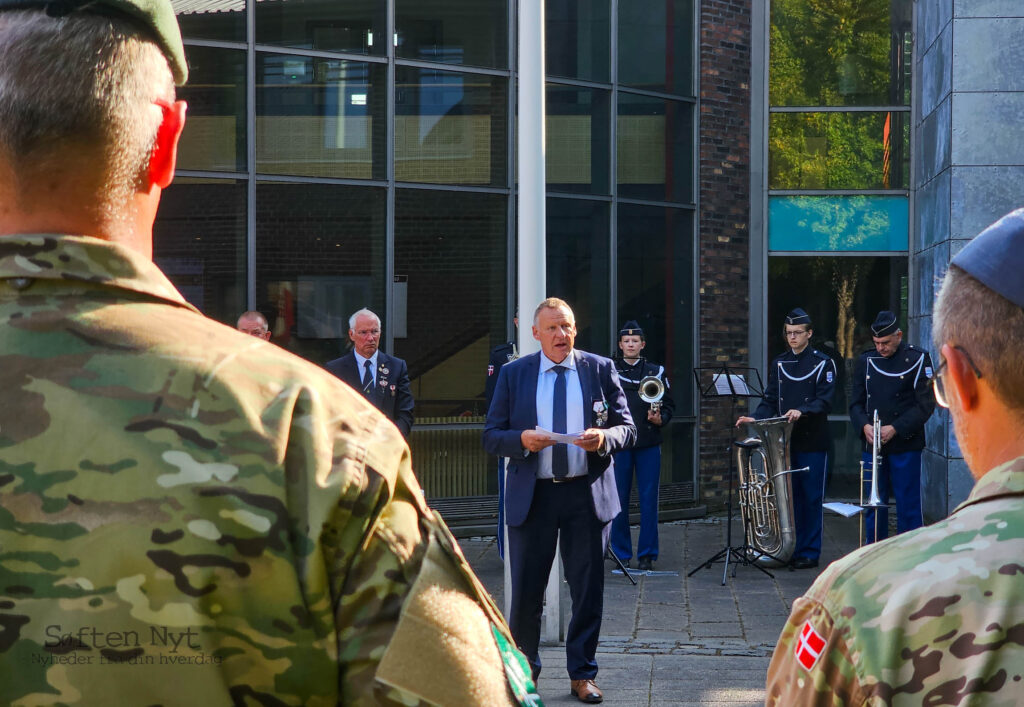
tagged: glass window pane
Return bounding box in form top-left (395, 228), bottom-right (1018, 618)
top-left (546, 198), bottom-right (610, 356)
top-left (546, 85), bottom-right (610, 195)
top-left (618, 0), bottom-right (693, 96)
top-left (153, 178), bottom-right (247, 325)
top-left (769, 111), bottom-right (909, 190)
top-left (177, 47), bottom-right (246, 173)
top-left (546, 0), bottom-right (610, 82)
top-left (395, 68), bottom-right (508, 186)
top-left (256, 56), bottom-right (386, 180)
top-left (396, 0), bottom-right (508, 69)
top-left (617, 93), bottom-right (692, 203)
top-left (766, 255), bottom-right (909, 414)
top-left (768, 195), bottom-right (909, 252)
top-left (617, 204), bottom-right (694, 415)
top-left (174, 0), bottom-right (245, 43)
top-left (770, 0), bottom-right (912, 107)
top-left (394, 190), bottom-right (508, 421)
top-left (255, 183), bottom-right (387, 364)
top-left (256, 0), bottom-right (385, 55)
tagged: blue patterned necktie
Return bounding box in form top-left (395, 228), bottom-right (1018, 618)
top-left (552, 365), bottom-right (568, 479)
top-left (362, 359), bottom-right (374, 392)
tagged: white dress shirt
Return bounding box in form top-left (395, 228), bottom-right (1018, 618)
top-left (354, 351), bottom-right (379, 388)
top-left (535, 351), bottom-right (586, 479)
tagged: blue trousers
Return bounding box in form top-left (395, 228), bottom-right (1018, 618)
top-left (790, 450), bottom-right (827, 562)
top-left (862, 450), bottom-right (923, 544)
top-left (611, 445), bottom-right (661, 562)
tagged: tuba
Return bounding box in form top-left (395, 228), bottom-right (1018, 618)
top-left (638, 375), bottom-right (665, 413)
top-left (735, 416), bottom-right (802, 567)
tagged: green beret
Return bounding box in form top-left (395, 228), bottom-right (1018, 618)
top-left (0, 0), bottom-right (188, 85)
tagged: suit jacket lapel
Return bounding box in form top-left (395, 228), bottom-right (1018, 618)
top-left (345, 352), bottom-right (361, 388)
top-left (523, 352), bottom-right (540, 430)
top-left (576, 349), bottom-right (593, 428)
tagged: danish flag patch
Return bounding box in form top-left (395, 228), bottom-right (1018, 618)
top-left (794, 620), bottom-right (826, 671)
top-left (488, 364), bottom-right (495, 376)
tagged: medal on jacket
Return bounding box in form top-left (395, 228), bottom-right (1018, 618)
top-left (593, 399), bottom-right (608, 427)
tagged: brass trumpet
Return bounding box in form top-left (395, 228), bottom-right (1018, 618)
top-left (638, 375), bottom-right (665, 413)
top-left (859, 410), bottom-right (885, 545)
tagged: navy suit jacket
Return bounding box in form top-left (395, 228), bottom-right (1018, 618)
top-left (483, 349), bottom-right (636, 527)
top-left (326, 351), bottom-right (415, 438)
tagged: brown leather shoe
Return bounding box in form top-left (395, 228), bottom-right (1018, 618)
top-left (570, 678), bottom-right (603, 703)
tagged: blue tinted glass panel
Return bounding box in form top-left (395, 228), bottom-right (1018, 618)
top-left (768, 195), bottom-right (908, 251)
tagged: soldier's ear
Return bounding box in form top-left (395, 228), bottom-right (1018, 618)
top-left (148, 100), bottom-right (187, 189)
top-left (941, 343), bottom-right (979, 411)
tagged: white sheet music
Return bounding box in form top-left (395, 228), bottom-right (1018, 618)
top-left (712, 373), bottom-right (750, 396)
top-left (823, 502), bottom-right (863, 517)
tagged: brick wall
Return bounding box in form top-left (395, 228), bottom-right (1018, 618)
top-left (698, 0), bottom-right (752, 509)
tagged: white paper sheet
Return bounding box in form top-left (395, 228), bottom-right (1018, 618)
top-left (535, 426), bottom-right (582, 444)
top-left (713, 373), bottom-right (750, 396)
top-left (823, 501), bottom-right (864, 517)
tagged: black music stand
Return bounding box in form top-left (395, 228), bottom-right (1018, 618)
top-left (687, 365), bottom-right (771, 585)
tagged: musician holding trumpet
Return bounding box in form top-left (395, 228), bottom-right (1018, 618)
top-left (611, 321), bottom-right (675, 571)
top-left (849, 311), bottom-right (936, 543)
top-left (736, 308), bottom-right (836, 569)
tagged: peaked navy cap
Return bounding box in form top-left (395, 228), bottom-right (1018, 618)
top-left (619, 320), bottom-right (644, 338)
top-left (951, 207), bottom-right (1024, 309)
top-left (785, 308), bottom-right (811, 326)
top-left (871, 310), bottom-right (900, 337)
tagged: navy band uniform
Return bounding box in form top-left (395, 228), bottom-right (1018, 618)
top-left (611, 320), bottom-right (675, 569)
top-left (849, 310), bottom-right (936, 543)
top-left (748, 308), bottom-right (836, 566)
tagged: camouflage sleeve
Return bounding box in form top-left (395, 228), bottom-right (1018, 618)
top-left (299, 389), bottom-right (521, 706)
top-left (765, 597), bottom-right (867, 707)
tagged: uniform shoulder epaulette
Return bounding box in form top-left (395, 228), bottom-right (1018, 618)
top-left (490, 342), bottom-right (513, 354)
top-left (906, 344), bottom-right (928, 355)
top-left (810, 349), bottom-right (831, 362)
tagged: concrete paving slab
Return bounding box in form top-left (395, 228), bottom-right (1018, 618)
top-left (459, 513), bottom-right (859, 705)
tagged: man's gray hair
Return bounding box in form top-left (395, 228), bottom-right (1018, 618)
top-left (349, 308), bottom-right (381, 330)
top-left (934, 264), bottom-right (1024, 411)
top-left (0, 9), bottom-right (175, 218)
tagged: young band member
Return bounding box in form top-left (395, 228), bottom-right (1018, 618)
top-left (737, 308), bottom-right (836, 568)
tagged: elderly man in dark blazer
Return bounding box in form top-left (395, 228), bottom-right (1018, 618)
top-left (484, 297), bottom-right (635, 704)
top-left (327, 308), bottom-right (414, 438)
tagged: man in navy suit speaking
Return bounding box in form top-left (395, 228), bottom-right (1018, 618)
top-left (484, 298), bottom-right (636, 704)
top-left (327, 309), bottom-right (414, 438)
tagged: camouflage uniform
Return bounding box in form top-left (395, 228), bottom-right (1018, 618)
top-left (0, 235), bottom-right (538, 706)
top-left (766, 455), bottom-right (1024, 706)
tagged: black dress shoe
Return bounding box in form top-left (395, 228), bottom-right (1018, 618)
top-left (637, 557), bottom-right (654, 571)
top-left (791, 557), bottom-right (819, 570)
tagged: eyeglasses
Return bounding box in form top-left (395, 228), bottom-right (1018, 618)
top-left (933, 345), bottom-right (983, 408)
top-left (784, 330), bottom-right (809, 338)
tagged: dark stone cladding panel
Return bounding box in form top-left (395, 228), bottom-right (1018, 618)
top-left (698, 0), bottom-right (752, 509)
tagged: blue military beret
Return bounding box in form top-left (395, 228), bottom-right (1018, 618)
top-left (871, 310), bottom-right (899, 337)
top-left (619, 320), bottom-right (644, 338)
top-left (785, 308), bottom-right (811, 326)
top-left (951, 208), bottom-right (1024, 309)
